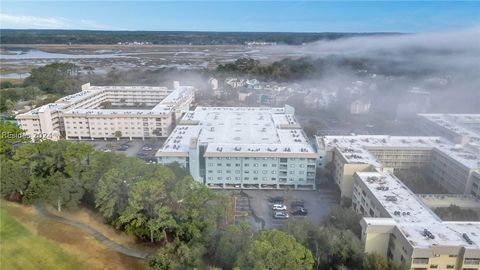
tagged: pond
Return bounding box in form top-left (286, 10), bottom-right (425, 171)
top-left (0, 49), bottom-right (124, 60)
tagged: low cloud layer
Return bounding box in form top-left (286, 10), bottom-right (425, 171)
top-left (267, 27), bottom-right (480, 114)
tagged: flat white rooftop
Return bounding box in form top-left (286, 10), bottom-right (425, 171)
top-left (17, 83), bottom-right (194, 118)
top-left (358, 172), bottom-right (480, 249)
top-left (319, 135), bottom-right (480, 169)
top-left (419, 113), bottom-right (480, 146)
top-left (356, 171), bottom-right (441, 224)
top-left (156, 106), bottom-right (317, 158)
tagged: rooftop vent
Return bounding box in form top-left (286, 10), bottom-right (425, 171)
top-left (385, 196), bottom-right (397, 202)
top-left (463, 233), bottom-right (474, 245)
top-left (422, 229), bottom-right (435, 239)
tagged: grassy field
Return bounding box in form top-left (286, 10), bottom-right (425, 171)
top-left (0, 207), bottom-right (82, 270)
top-left (0, 201), bottom-right (147, 270)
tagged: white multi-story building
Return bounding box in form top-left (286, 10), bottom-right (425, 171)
top-left (354, 171), bottom-right (480, 270)
top-left (156, 105), bottom-right (317, 189)
top-left (316, 135), bottom-right (480, 199)
top-left (16, 82), bottom-right (195, 141)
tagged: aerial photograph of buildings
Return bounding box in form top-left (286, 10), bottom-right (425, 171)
top-left (1, 1), bottom-right (479, 270)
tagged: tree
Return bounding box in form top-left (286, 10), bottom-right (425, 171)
top-left (235, 230), bottom-right (314, 270)
top-left (148, 239), bottom-right (205, 270)
top-left (118, 179), bottom-right (177, 242)
top-left (0, 81), bottom-right (13, 89)
top-left (25, 171), bottom-right (84, 211)
top-left (309, 227), bottom-right (363, 270)
top-left (4, 99), bottom-right (15, 113)
top-left (80, 151), bottom-right (125, 205)
top-left (211, 222), bottom-right (253, 269)
top-left (0, 121), bottom-right (28, 158)
top-left (95, 165), bottom-right (138, 221)
top-left (6, 140), bottom-right (92, 211)
top-left (281, 219), bottom-right (316, 244)
top-left (324, 206), bottom-right (362, 237)
top-left (362, 253), bottom-right (390, 270)
top-left (24, 62), bottom-right (81, 93)
top-left (173, 180), bottom-right (228, 243)
top-left (114, 130), bottom-right (122, 140)
top-left (0, 159), bottom-right (31, 200)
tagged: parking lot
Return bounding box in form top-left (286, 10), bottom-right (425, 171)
top-left (81, 138), bottom-right (165, 161)
top-left (237, 189), bottom-right (339, 231)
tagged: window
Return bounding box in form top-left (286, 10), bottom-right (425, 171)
top-left (412, 258), bottom-right (429, 265)
top-left (446, 265), bottom-right (454, 269)
top-left (430, 264), bottom-right (438, 269)
top-left (464, 258), bottom-right (480, 265)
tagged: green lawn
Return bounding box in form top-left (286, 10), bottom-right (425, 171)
top-left (0, 207), bottom-right (82, 270)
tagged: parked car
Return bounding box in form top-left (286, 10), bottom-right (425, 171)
top-left (272, 204), bottom-right (287, 211)
top-left (273, 211), bottom-right (289, 219)
top-left (268, 196), bottom-right (284, 204)
top-left (291, 206), bottom-right (308, 216)
top-left (142, 146), bottom-right (153, 151)
top-left (118, 144), bottom-right (129, 151)
top-left (291, 200), bottom-right (305, 208)
top-left (103, 148), bottom-right (112, 153)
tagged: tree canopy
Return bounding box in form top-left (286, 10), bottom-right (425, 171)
top-left (235, 229), bottom-right (314, 270)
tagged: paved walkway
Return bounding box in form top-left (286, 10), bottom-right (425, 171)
top-left (35, 205), bottom-right (153, 259)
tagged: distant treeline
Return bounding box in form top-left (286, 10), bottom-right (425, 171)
top-left (0, 29), bottom-right (393, 45)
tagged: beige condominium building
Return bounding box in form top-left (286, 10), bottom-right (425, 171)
top-left (354, 171), bottom-right (480, 270)
top-left (156, 105), bottom-right (317, 189)
top-left (417, 114), bottom-right (480, 147)
top-left (16, 82), bottom-right (195, 141)
top-left (316, 135), bottom-right (480, 199)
